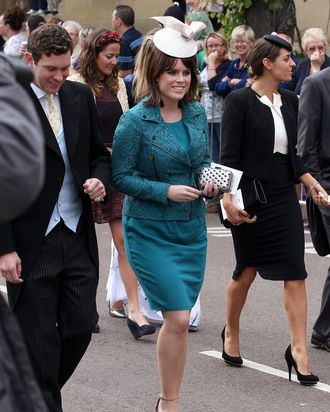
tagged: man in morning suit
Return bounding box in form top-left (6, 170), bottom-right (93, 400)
top-left (298, 67), bottom-right (330, 352)
top-left (0, 24), bottom-right (111, 411)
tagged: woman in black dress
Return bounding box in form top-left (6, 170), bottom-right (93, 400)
top-left (221, 34), bottom-right (329, 384)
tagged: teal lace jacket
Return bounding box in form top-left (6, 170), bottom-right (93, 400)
top-left (111, 101), bottom-right (210, 221)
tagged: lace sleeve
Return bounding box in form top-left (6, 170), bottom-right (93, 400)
top-left (117, 78), bottom-right (129, 113)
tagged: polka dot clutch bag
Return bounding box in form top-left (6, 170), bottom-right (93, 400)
top-left (198, 166), bottom-right (233, 193)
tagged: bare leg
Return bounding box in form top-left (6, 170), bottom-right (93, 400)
top-left (157, 310), bottom-right (190, 412)
top-left (109, 219), bottom-right (149, 325)
top-left (284, 279), bottom-right (311, 375)
top-left (225, 267), bottom-right (257, 356)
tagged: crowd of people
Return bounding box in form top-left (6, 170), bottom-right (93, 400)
top-left (1, 1), bottom-right (330, 411)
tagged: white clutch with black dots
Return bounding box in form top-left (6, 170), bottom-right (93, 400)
top-left (198, 166), bottom-right (233, 193)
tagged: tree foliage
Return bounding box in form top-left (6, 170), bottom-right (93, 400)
top-left (213, 0), bottom-right (304, 44)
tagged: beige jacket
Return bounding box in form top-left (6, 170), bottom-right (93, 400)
top-left (68, 72), bottom-right (129, 113)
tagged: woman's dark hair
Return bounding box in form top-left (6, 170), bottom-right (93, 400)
top-left (78, 28), bottom-right (120, 97)
top-left (248, 38), bottom-right (282, 78)
top-left (3, 5), bottom-right (25, 31)
top-left (27, 14), bottom-right (46, 34)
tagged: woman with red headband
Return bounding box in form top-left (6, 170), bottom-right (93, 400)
top-left (70, 28), bottom-right (156, 339)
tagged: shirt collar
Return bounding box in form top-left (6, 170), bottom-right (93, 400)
top-left (30, 82), bottom-right (59, 100)
top-left (259, 92), bottom-right (282, 109)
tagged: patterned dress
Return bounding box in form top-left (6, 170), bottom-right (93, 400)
top-left (68, 73), bottom-right (129, 223)
top-left (92, 85), bottom-right (125, 223)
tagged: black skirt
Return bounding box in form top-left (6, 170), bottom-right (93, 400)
top-left (231, 153), bottom-right (307, 281)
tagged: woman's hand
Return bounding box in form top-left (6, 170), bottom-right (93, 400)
top-left (310, 182), bottom-right (330, 206)
top-left (310, 51), bottom-right (324, 73)
top-left (202, 181), bottom-right (219, 198)
top-left (229, 78), bottom-right (241, 88)
top-left (300, 174), bottom-right (330, 206)
top-left (167, 185), bottom-right (202, 202)
top-left (223, 194), bottom-right (250, 226)
top-left (208, 51), bottom-right (219, 66)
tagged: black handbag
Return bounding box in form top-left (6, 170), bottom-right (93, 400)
top-left (219, 178), bottom-right (267, 228)
top-left (306, 197), bottom-right (330, 256)
top-left (240, 178), bottom-right (267, 218)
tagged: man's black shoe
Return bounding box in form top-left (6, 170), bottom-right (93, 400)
top-left (93, 323), bottom-right (100, 334)
top-left (311, 331), bottom-right (330, 351)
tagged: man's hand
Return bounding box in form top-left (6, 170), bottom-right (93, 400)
top-left (83, 178), bottom-right (106, 202)
top-left (0, 252), bottom-right (23, 284)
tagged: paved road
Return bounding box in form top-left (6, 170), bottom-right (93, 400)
top-left (2, 213), bottom-right (330, 411)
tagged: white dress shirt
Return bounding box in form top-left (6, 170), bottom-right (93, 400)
top-left (258, 92), bottom-right (288, 155)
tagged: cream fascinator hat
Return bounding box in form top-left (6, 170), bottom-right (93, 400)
top-left (151, 16), bottom-right (206, 58)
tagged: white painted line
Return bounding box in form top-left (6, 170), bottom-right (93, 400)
top-left (0, 285), bottom-right (7, 294)
top-left (305, 242), bottom-right (330, 257)
top-left (200, 350), bottom-right (330, 393)
top-left (207, 231), bottom-right (231, 235)
top-left (210, 234), bottom-right (232, 238)
top-left (207, 229), bottom-right (230, 233)
top-left (305, 250), bottom-right (318, 255)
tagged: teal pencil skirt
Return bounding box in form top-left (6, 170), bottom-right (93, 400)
top-left (122, 215), bottom-right (207, 312)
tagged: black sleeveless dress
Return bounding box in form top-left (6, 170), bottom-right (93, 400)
top-left (92, 85), bottom-right (124, 223)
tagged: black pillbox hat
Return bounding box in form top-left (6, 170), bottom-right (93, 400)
top-left (263, 34), bottom-right (292, 52)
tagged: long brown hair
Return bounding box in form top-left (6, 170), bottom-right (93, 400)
top-left (133, 33), bottom-right (198, 106)
top-left (78, 28), bottom-right (120, 97)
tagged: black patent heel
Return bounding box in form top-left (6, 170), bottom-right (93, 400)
top-left (285, 356), bottom-right (292, 381)
top-left (221, 325), bottom-right (243, 366)
top-left (284, 345), bottom-right (319, 385)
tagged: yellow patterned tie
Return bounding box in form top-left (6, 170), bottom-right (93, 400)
top-left (45, 93), bottom-right (61, 136)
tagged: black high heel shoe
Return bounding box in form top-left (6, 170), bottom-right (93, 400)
top-left (221, 326), bottom-right (243, 366)
top-left (127, 318), bottom-right (156, 339)
top-left (284, 345), bottom-right (319, 385)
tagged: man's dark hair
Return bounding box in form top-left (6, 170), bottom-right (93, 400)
top-left (164, 5), bottom-right (185, 23)
top-left (27, 24), bottom-right (73, 63)
top-left (114, 5), bottom-right (135, 27)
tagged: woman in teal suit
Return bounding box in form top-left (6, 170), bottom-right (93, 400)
top-left (112, 17), bottom-right (217, 411)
